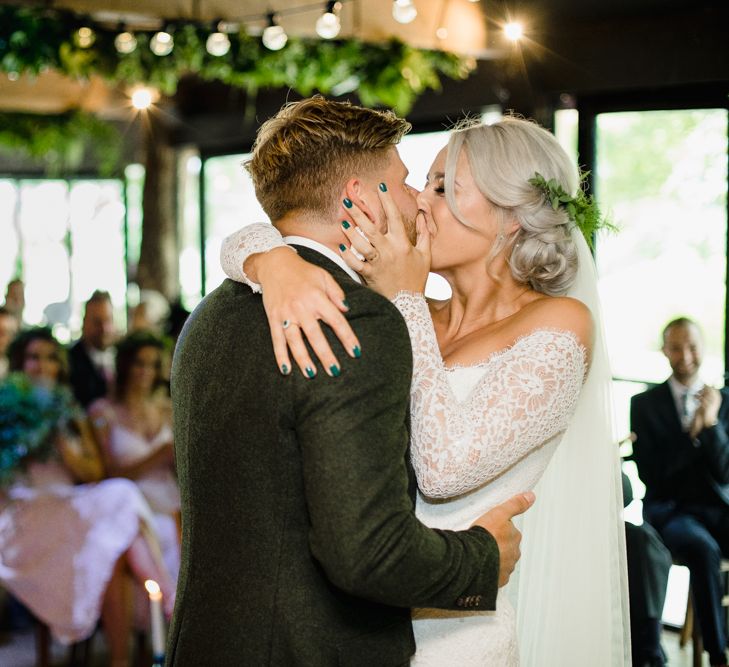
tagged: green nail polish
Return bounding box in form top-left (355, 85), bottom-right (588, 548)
top-left (342, 299), bottom-right (350, 309)
top-left (379, 182), bottom-right (387, 192)
top-left (342, 220), bottom-right (351, 229)
top-left (329, 364), bottom-right (341, 377)
top-left (281, 364), bottom-right (289, 375)
top-left (306, 367), bottom-right (315, 378)
top-left (353, 345), bottom-right (361, 358)
top-left (339, 244), bottom-right (347, 252)
top-left (343, 198), bottom-right (353, 208)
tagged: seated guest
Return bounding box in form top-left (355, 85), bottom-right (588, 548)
top-left (69, 290), bottom-right (116, 408)
top-left (2, 278), bottom-right (25, 328)
top-left (623, 471), bottom-right (672, 667)
top-left (0, 306), bottom-right (18, 380)
top-left (89, 331), bottom-right (180, 580)
top-left (0, 328), bottom-right (175, 667)
top-left (631, 317), bottom-right (729, 667)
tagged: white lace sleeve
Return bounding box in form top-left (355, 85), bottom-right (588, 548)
top-left (219, 223), bottom-right (294, 293)
top-left (391, 291), bottom-right (587, 499)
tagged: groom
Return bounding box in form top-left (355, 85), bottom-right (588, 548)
top-left (167, 97), bottom-right (533, 666)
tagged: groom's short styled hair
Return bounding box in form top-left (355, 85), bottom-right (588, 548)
top-left (246, 96), bottom-right (411, 222)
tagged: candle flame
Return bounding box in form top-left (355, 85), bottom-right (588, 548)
top-left (144, 579), bottom-right (161, 595)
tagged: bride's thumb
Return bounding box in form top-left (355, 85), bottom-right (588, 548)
top-left (415, 213), bottom-right (431, 255)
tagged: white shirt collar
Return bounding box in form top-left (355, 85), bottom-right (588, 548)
top-left (668, 375), bottom-right (704, 399)
top-left (283, 235), bottom-right (362, 284)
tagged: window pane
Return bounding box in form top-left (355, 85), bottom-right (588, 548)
top-left (0, 180), bottom-right (20, 290)
top-left (18, 180), bottom-right (70, 326)
top-left (595, 109), bottom-right (728, 386)
top-left (68, 180), bottom-right (127, 332)
top-left (203, 153), bottom-right (268, 294)
top-left (178, 152), bottom-right (202, 310)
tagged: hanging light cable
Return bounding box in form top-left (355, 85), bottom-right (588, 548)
top-left (392, 0), bottom-right (417, 24)
top-left (262, 13), bottom-right (288, 50)
top-left (316, 1), bottom-right (342, 39)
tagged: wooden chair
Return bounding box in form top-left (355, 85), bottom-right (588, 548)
top-left (34, 619), bottom-right (93, 667)
top-left (679, 559), bottom-right (729, 667)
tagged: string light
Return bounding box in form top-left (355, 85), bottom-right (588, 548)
top-left (503, 21), bottom-right (524, 41)
top-left (74, 26), bottom-right (96, 48)
top-left (392, 0), bottom-right (417, 24)
top-left (206, 21), bottom-right (231, 56)
top-left (114, 25), bottom-right (137, 54)
top-left (316, 1), bottom-right (342, 39)
top-left (150, 29), bottom-right (174, 56)
top-left (262, 14), bottom-right (288, 51)
top-left (131, 86), bottom-right (155, 110)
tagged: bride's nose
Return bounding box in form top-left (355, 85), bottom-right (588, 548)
top-left (416, 189), bottom-right (430, 210)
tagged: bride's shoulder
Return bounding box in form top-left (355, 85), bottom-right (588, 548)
top-left (517, 296), bottom-right (593, 353)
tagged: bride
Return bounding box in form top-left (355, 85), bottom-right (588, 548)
top-left (220, 116), bottom-right (630, 665)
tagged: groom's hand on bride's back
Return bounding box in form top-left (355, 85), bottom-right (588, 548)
top-left (472, 492), bottom-right (536, 587)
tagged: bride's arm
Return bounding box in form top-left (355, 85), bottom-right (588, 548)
top-left (220, 224), bottom-right (361, 376)
top-left (393, 291), bottom-right (588, 499)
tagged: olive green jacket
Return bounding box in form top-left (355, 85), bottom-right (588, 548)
top-left (166, 247), bottom-right (499, 667)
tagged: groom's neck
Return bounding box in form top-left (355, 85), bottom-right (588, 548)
top-left (274, 211), bottom-right (345, 255)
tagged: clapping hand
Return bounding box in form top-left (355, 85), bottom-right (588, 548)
top-left (689, 385), bottom-right (721, 438)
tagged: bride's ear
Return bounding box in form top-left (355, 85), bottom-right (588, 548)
top-left (343, 179), bottom-right (380, 226)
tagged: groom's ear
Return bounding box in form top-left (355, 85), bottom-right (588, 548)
top-left (343, 179), bottom-right (381, 227)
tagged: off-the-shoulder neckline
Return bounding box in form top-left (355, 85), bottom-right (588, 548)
top-left (442, 328), bottom-right (587, 372)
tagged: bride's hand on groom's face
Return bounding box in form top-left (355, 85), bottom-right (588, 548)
top-left (472, 491), bottom-right (536, 587)
top-left (339, 184), bottom-right (431, 300)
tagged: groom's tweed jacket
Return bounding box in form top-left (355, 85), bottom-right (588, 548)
top-left (167, 246), bottom-right (499, 667)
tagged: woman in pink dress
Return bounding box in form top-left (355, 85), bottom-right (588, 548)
top-left (89, 331), bottom-right (181, 581)
top-left (0, 328), bottom-right (175, 667)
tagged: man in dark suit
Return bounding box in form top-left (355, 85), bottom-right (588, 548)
top-left (167, 98), bottom-right (532, 666)
top-left (68, 290), bottom-right (116, 408)
top-left (632, 317), bottom-right (729, 667)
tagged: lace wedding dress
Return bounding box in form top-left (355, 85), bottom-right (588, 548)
top-left (393, 293), bottom-right (585, 666)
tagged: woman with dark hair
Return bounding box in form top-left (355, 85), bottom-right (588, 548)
top-left (89, 331), bottom-right (180, 581)
top-left (0, 328), bottom-right (175, 667)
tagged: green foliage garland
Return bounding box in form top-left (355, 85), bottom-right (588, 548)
top-left (0, 110), bottom-right (122, 175)
top-left (0, 4), bottom-right (475, 114)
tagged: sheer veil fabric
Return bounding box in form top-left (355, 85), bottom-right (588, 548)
top-left (510, 227), bottom-right (631, 666)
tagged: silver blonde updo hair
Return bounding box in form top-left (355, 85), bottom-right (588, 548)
top-left (444, 116), bottom-right (579, 295)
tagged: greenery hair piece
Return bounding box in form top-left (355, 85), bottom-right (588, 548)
top-left (528, 172), bottom-right (615, 249)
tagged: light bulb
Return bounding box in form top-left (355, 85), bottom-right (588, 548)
top-left (392, 0), bottom-right (417, 24)
top-left (503, 21), bottom-right (524, 41)
top-left (316, 11), bottom-right (341, 39)
top-left (262, 25), bottom-right (287, 51)
top-left (75, 26), bottom-right (96, 49)
top-left (114, 31), bottom-right (137, 54)
top-left (131, 87), bottom-right (154, 110)
top-left (206, 32), bottom-right (231, 56)
top-left (150, 31), bottom-right (174, 56)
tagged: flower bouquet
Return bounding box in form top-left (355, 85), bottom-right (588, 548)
top-left (0, 373), bottom-right (79, 487)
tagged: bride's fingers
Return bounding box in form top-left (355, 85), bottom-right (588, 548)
top-left (338, 242), bottom-right (372, 278)
top-left (343, 198), bottom-right (380, 240)
top-left (283, 324), bottom-right (318, 379)
top-left (376, 183), bottom-right (408, 242)
top-left (267, 314), bottom-right (293, 376)
top-left (340, 220), bottom-right (378, 261)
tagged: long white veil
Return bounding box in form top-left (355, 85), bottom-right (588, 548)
top-left (509, 227), bottom-right (631, 665)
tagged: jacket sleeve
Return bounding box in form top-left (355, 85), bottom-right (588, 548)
top-left (293, 290), bottom-right (500, 611)
top-left (696, 390), bottom-right (729, 484)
